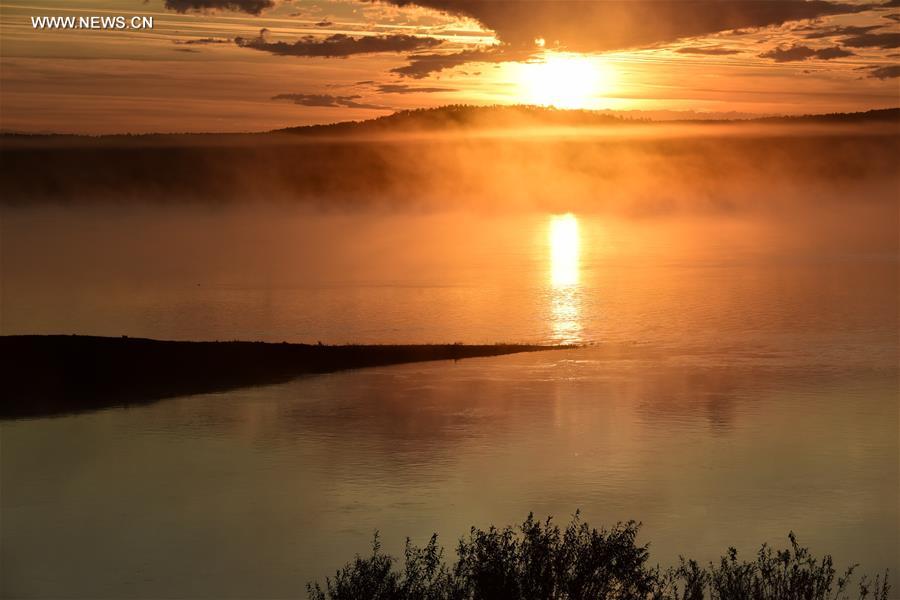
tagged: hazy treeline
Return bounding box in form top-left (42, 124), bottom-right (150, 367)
top-left (308, 513), bottom-right (890, 600)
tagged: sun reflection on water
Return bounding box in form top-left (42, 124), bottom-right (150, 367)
top-left (548, 214), bottom-right (583, 344)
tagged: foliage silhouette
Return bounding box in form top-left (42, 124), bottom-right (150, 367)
top-left (308, 513), bottom-right (890, 600)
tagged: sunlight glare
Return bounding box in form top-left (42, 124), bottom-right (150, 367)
top-left (517, 55), bottom-right (613, 110)
top-left (550, 213), bottom-right (580, 287)
top-left (548, 214), bottom-right (583, 344)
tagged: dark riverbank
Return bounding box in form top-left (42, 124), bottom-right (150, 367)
top-left (0, 335), bottom-right (564, 419)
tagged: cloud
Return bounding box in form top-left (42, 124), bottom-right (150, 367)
top-left (271, 93), bottom-right (390, 109)
top-left (760, 44), bottom-right (854, 62)
top-left (841, 32), bottom-right (900, 48)
top-left (173, 37), bottom-right (231, 45)
top-left (236, 31), bottom-right (443, 57)
top-left (374, 0), bottom-right (869, 52)
top-left (803, 25), bottom-right (882, 39)
top-left (375, 83), bottom-right (453, 93)
top-left (868, 64), bottom-right (900, 78)
top-left (759, 45), bottom-right (817, 62)
top-left (674, 46), bottom-right (742, 56)
top-left (164, 0), bottom-right (273, 14)
top-left (392, 46), bottom-right (536, 78)
top-left (816, 46), bottom-right (857, 59)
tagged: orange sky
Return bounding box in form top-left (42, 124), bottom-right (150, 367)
top-left (0, 0), bottom-right (898, 133)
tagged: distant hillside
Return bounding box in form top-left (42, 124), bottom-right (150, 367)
top-left (273, 105), bottom-right (629, 136)
top-left (273, 104), bottom-right (900, 136)
top-left (750, 108), bottom-right (900, 124)
top-left (2, 105), bottom-right (897, 141)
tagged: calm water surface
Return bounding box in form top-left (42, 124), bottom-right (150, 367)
top-left (1, 205), bottom-right (898, 598)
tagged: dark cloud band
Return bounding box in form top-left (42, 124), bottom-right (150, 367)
top-left (375, 0), bottom-right (868, 52)
top-left (271, 93), bottom-right (390, 109)
top-left (675, 46), bottom-right (742, 56)
top-left (868, 64), bottom-right (900, 78)
top-left (760, 45), bottom-right (854, 62)
top-left (392, 46), bottom-right (535, 78)
top-left (165, 0), bottom-right (273, 14)
top-left (376, 83), bottom-right (453, 93)
top-left (237, 32), bottom-right (442, 57)
top-left (841, 32), bottom-right (900, 49)
top-left (803, 25), bottom-right (882, 39)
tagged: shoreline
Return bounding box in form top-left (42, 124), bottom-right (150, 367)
top-left (0, 335), bottom-right (569, 420)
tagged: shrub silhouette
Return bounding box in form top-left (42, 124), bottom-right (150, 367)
top-left (307, 513), bottom-right (890, 600)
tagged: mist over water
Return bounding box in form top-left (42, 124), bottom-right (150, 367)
top-left (1, 122), bottom-right (897, 597)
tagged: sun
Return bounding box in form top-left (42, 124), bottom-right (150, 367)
top-left (515, 54), bottom-right (614, 110)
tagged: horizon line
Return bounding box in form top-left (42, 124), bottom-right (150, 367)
top-left (2, 104), bottom-right (898, 139)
